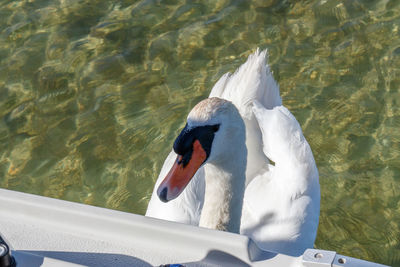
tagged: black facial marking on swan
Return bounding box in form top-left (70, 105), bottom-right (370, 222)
top-left (173, 123), bottom-right (220, 167)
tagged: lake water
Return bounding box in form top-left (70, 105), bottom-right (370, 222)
top-left (0, 0), bottom-right (399, 265)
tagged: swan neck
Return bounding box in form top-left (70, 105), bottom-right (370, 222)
top-left (199, 151), bottom-right (246, 233)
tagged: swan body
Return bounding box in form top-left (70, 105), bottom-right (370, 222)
top-left (146, 49), bottom-right (320, 257)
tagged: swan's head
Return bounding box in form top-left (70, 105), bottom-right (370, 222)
top-left (157, 97), bottom-right (245, 202)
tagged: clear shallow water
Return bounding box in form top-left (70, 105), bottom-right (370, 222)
top-left (0, 0), bottom-right (399, 265)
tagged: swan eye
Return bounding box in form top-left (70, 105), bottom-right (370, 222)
top-left (176, 151), bottom-right (192, 167)
top-left (212, 124), bottom-right (220, 132)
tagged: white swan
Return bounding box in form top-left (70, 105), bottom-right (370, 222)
top-left (146, 49), bottom-right (320, 257)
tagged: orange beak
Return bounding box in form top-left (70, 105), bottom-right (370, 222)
top-left (157, 140), bottom-right (207, 202)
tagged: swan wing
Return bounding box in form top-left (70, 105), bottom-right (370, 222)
top-left (241, 103), bottom-right (320, 256)
top-left (210, 49), bottom-right (282, 183)
top-left (209, 48), bottom-right (282, 114)
top-left (146, 150), bottom-right (205, 225)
